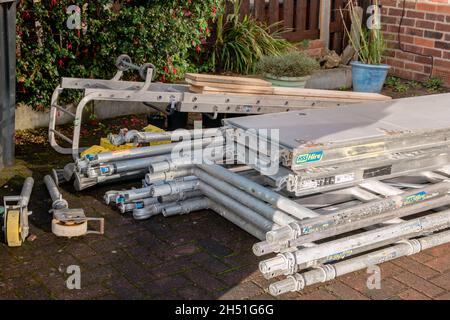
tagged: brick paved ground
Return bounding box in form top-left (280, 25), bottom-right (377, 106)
top-left (2, 124), bottom-right (450, 300)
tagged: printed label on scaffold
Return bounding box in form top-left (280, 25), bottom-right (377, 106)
top-left (295, 151), bottom-right (324, 164)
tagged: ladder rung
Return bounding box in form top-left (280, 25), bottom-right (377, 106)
top-left (50, 129), bottom-right (73, 144)
top-left (52, 104), bottom-right (75, 118)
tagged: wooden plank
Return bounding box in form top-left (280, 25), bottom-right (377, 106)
top-left (283, 0), bottom-right (295, 29)
top-left (272, 87), bottom-right (392, 101)
top-left (185, 73), bottom-right (272, 87)
top-left (296, 0), bottom-right (308, 32)
top-left (269, 0), bottom-right (280, 26)
top-left (185, 79), bottom-right (274, 92)
top-left (309, 0), bottom-right (320, 30)
top-left (189, 85), bottom-right (274, 95)
top-left (320, 0), bottom-right (331, 49)
top-left (254, 0), bottom-right (266, 21)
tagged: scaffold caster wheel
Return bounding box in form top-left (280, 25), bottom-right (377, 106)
top-left (51, 219), bottom-right (87, 238)
top-left (5, 210), bottom-right (22, 247)
top-left (139, 63), bottom-right (156, 80)
top-left (116, 54), bottom-right (132, 71)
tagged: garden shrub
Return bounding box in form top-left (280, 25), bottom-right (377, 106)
top-left (16, 0), bottom-right (221, 110)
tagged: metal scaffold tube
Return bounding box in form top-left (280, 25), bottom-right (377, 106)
top-left (197, 164), bottom-right (318, 220)
top-left (264, 181), bottom-right (450, 245)
top-left (44, 175), bottom-right (68, 210)
top-left (269, 229), bottom-right (450, 295)
top-left (88, 136), bottom-right (224, 164)
top-left (192, 167), bottom-right (298, 226)
top-left (259, 208), bottom-right (450, 276)
top-left (198, 181), bottom-right (279, 231)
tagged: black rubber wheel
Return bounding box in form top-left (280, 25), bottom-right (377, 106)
top-left (168, 111), bottom-right (189, 130)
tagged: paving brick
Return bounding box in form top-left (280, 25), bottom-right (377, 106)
top-left (391, 256), bottom-right (440, 279)
top-left (218, 281), bottom-right (263, 300)
top-left (364, 278), bottom-right (408, 300)
top-left (398, 289), bottom-right (432, 300)
top-left (298, 289), bottom-right (339, 300)
top-left (176, 285), bottom-right (213, 300)
top-left (185, 268), bottom-right (228, 292)
top-left (425, 243), bottom-right (450, 258)
top-left (190, 252), bottom-right (231, 274)
top-left (103, 277), bottom-right (147, 300)
top-left (430, 272), bottom-right (450, 291)
top-left (326, 281), bottom-right (370, 300)
top-left (141, 275), bottom-right (189, 297)
top-left (424, 254), bottom-right (450, 273)
top-left (435, 292), bottom-right (450, 300)
top-left (394, 271), bottom-right (444, 298)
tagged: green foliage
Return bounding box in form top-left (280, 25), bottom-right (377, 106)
top-left (424, 77), bottom-right (444, 92)
top-left (211, 0), bottom-right (294, 74)
top-left (16, 0), bottom-right (220, 110)
top-left (256, 51), bottom-right (319, 78)
top-left (340, 0), bottom-right (386, 65)
top-left (385, 76), bottom-right (409, 93)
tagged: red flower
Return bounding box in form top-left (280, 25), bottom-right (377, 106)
top-left (58, 59), bottom-right (65, 67)
top-left (183, 9), bottom-right (192, 17)
top-left (67, 42), bottom-right (73, 50)
top-left (196, 45), bottom-right (201, 54)
top-left (163, 66), bottom-right (170, 74)
top-left (172, 67), bottom-right (177, 75)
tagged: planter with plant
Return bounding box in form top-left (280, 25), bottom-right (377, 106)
top-left (256, 51), bottom-right (320, 87)
top-left (341, 1), bottom-right (389, 93)
top-left (211, 0), bottom-right (294, 74)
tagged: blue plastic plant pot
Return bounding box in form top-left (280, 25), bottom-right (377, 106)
top-left (351, 61), bottom-right (390, 93)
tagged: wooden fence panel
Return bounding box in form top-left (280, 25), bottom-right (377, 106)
top-left (232, 0), bottom-right (348, 52)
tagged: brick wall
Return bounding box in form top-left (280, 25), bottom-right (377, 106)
top-left (381, 0), bottom-right (450, 86)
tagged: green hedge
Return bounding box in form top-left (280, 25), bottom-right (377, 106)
top-left (16, 0), bottom-right (222, 110)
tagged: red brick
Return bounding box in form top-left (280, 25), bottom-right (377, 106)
top-left (407, 27), bottom-right (424, 37)
top-left (415, 19), bottom-right (435, 29)
top-left (405, 62), bottom-right (425, 72)
top-left (380, 0), bottom-right (398, 7)
top-left (396, 51), bottom-right (416, 61)
top-left (401, 18), bottom-right (416, 27)
top-left (435, 292), bottom-right (450, 300)
top-left (389, 8), bottom-right (404, 16)
top-left (391, 256), bottom-right (440, 279)
top-left (398, 289), bottom-right (431, 300)
top-left (326, 281), bottom-right (369, 300)
top-left (425, 13), bottom-right (445, 22)
top-left (382, 15), bottom-right (399, 24)
top-left (413, 72), bottom-right (431, 83)
top-left (430, 272), bottom-right (450, 291)
top-left (415, 54), bottom-right (433, 64)
top-left (436, 41), bottom-right (450, 50)
top-left (414, 37), bottom-right (435, 47)
top-left (416, 3), bottom-right (437, 12)
top-left (387, 57), bottom-right (406, 68)
top-left (406, 10), bottom-right (425, 19)
top-left (409, 252), bottom-right (434, 264)
top-left (298, 289), bottom-right (338, 300)
top-left (363, 278), bottom-right (408, 300)
top-left (394, 271), bottom-right (445, 298)
top-left (444, 51), bottom-right (450, 59)
top-left (424, 30), bottom-right (444, 40)
top-left (434, 58), bottom-right (450, 69)
top-left (436, 23), bottom-right (450, 32)
top-left (423, 47), bottom-right (443, 57)
top-left (425, 254), bottom-right (450, 273)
